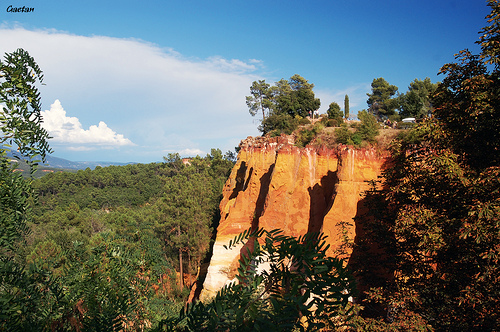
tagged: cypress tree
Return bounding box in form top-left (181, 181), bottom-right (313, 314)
top-left (344, 94), bottom-right (349, 119)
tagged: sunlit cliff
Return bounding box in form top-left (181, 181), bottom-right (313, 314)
top-left (199, 135), bottom-right (389, 300)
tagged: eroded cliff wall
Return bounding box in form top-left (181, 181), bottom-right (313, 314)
top-left (200, 135), bottom-right (389, 300)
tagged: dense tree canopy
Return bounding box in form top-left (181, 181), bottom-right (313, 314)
top-left (397, 77), bottom-right (439, 119)
top-left (0, 55), bottom-right (236, 330)
top-left (352, 2), bottom-right (500, 330)
top-left (276, 74), bottom-right (321, 118)
top-left (326, 101), bottom-right (343, 124)
top-left (247, 75), bottom-right (320, 135)
top-left (366, 77), bottom-right (398, 119)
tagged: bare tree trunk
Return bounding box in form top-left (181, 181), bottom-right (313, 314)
top-left (188, 250), bottom-right (192, 287)
top-left (178, 226), bottom-right (183, 289)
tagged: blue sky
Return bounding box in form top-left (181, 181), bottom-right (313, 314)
top-left (0, 0), bottom-right (491, 163)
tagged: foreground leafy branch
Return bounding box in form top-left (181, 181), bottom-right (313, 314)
top-left (159, 228), bottom-right (356, 331)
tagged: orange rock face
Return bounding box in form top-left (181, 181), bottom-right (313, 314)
top-left (200, 135), bottom-right (389, 300)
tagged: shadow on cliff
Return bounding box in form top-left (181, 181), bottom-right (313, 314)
top-left (191, 161), bottom-right (276, 301)
top-left (240, 164), bottom-right (275, 257)
top-left (347, 185), bottom-right (396, 318)
top-left (225, 161), bottom-right (252, 220)
top-left (307, 170), bottom-right (338, 234)
top-left (229, 161), bottom-right (249, 200)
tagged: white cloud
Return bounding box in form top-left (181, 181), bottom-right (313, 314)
top-left (0, 26), bottom-right (262, 161)
top-left (178, 148), bottom-right (205, 157)
top-left (41, 100), bottom-right (134, 147)
top-left (205, 56), bottom-right (263, 73)
top-left (67, 146), bottom-right (94, 152)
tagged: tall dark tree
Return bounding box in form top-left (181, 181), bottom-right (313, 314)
top-left (366, 77), bottom-right (398, 119)
top-left (344, 94), bottom-right (350, 119)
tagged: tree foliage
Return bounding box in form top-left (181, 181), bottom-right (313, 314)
top-left (357, 110), bottom-right (379, 143)
top-left (433, 51), bottom-right (500, 169)
top-left (160, 228), bottom-right (356, 331)
top-left (334, 110), bottom-right (378, 147)
top-left (344, 94), bottom-right (350, 119)
top-left (366, 77), bottom-right (398, 119)
top-left (248, 75), bottom-right (320, 135)
top-left (0, 48), bottom-right (58, 331)
top-left (246, 80), bottom-right (273, 122)
top-left (258, 112), bottom-right (301, 136)
top-left (327, 101), bottom-right (343, 124)
top-left (154, 151), bottom-right (230, 289)
top-left (278, 74), bottom-right (321, 118)
top-left (353, 3), bottom-right (500, 330)
top-left (0, 48), bottom-right (51, 164)
top-left (397, 78), bottom-right (438, 119)
top-left (2, 148), bottom-right (234, 329)
top-left (0, 52), bottom-right (235, 331)
top-left (0, 49), bottom-right (52, 254)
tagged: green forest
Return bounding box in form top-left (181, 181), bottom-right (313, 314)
top-left (1, 0), bottom-right (500, 331)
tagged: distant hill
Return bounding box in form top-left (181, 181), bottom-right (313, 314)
top-left (42, 154), bottom-right (133, 170)
top-left (5, 150), bottom-right (134, 177)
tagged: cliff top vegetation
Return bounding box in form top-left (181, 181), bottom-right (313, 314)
top-left (246, 74), bottom-right (424, 151)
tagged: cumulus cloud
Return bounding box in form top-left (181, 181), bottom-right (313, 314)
top-left (41, 100), bottom-right (134, 147)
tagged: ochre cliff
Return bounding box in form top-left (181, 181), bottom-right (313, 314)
top-left (200, 135), bottom-right (389, 300)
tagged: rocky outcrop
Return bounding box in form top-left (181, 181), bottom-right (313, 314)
top-left (200, 135), bottom-right (389, 300)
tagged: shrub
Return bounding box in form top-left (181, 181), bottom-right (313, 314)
top-left (298, 117), bottom-right (311, 126)
top-left (321, 117), bottom-right (339, 127)
top-left (358, 110), bottom-right (379, 143)
top-left (352, 132), bottom-right (362, 146)
top-left (327, 102), bottom-right (343, 123)
top-left (259, 113), bottom-right (299, 136)
top-left (334, 124), bottom-right (354, 145)
top-left (295, 123), bottom-right (324, 147)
